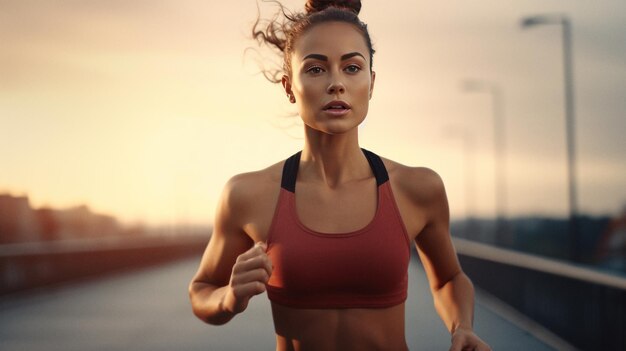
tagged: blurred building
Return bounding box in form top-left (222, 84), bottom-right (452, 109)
top-left (0, 193), bottom-right (121, 243)
top-left (34, 207), bottom-right (60, 241)
top-left (0, 194), bottom-right (41, 243)
top-left (54, 205), bottom-right (120, 240)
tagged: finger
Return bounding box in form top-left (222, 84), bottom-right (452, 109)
top-left (236, 243), bottom-right (267, 262)
top-left (232, 281), bottom-right (267, 299)
top-left (255, 241), bottom-right (267, 251)
top-left (231, 268), bottom-right (271, 285)
top-left (448, 337), bottom-right (464, 351)
top-left (235, 254), bottom-right (273, 276)
top-left (251, 244), bottom-right (273, 274)
top-left (235, 253), bottom-right (271, 272)
top-left (254, 242), bottom-right (272, 273)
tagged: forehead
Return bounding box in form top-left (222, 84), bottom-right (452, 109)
top-left (292, 21), bottom-right (369, 62)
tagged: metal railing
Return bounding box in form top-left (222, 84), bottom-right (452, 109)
top-left (0, 235), bottom-right (207, 295)
top-left (454, 237), bottom-right (626, 351)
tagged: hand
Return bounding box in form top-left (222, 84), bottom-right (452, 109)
top-left (222, 242), bottom-right (273, 315)
top-left (449, 328), bottom-right (492, 351)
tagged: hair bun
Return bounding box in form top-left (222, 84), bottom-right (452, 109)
top-left (305, 0), bottom-right (361, 15)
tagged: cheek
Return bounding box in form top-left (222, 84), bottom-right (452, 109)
top-left (293, 76), bottom-right (312, 96)
top-left (354, 77), bottom-right (372, 99)
top-left (295, 79), bottom-right (325, 107)
top-left (353, 78), bottom-right (372, 117)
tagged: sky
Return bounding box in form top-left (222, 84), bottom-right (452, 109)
top-left (1, 0), bottom-right (625, 225)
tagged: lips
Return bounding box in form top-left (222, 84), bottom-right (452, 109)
top-left (323, 100), bottom-right (351, 111)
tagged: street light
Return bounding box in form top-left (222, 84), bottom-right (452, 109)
top-left (462, 79), bottom-right (508, 244)
top-left (521, 14), bottom-right (580, 261)
top-left (521, 16), bottom-right (555, 28)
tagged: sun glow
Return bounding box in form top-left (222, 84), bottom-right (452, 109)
top-left (1, 0), bottom-right (625, 225)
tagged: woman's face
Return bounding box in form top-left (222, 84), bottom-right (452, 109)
top-left (283, 21), bottom-right (375, 135)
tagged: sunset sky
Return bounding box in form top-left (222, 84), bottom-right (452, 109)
top-left (1, 0), bottom-right (625, 225)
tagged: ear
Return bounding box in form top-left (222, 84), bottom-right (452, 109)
top-left (281, 74), bottom-right (293, 97)
top-left (369, 71), bottom-right (376, 100)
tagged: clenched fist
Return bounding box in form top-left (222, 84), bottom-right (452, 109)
top-left (223, 242), bottom-right (273, 314)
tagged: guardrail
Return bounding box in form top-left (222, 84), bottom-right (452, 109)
top-left (0, 235), bottom-right (207, 295)
top-left (454, 237), bottom-right (626, 351)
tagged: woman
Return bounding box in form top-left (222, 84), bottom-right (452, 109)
top-left (189, 1), bottom-right (491, 350)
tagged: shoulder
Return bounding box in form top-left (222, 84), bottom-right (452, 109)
top-left (380, 156), bottom-right (447, 206)
top-left (212, 158), bottom-right (285, 237)
top-left (220, 160), bottom-right (284, 212)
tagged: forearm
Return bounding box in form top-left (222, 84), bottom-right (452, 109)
top-left (432, 271), bottom-right (475, 334)
top-left (189, 281), bottom-right (236, 325)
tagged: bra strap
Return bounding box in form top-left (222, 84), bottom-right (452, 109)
top-left (281, 151), bottom-right (301, 193)
top-left (280, 148), bottom-right (389, 192)
top-left (362, 148), bottom-right (389, 186)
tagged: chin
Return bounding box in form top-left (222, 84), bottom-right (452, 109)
top-left (302, 111), bottom-right (367, 134)
top-left (309, 120), bottom-right (364, 135)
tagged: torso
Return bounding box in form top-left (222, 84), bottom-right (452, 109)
top-left (237, 154), bottom-right (430, 351)
top-left (272, 302), bottom-right (408, 351)
top-left (241, 156), bottom-right (427, 244)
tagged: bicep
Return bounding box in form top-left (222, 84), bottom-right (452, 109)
top-left (416, 224), bottom-right (461, 291)
top-left (413, 172), bottom-right (462, 290)
top-left (191, 179), bottom-right (254, 288)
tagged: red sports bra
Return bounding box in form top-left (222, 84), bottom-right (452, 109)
top-left (266, 149), bottom-right (411, 309)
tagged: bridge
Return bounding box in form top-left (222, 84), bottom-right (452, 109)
top-left (0, 239), bottom-right (571, 351)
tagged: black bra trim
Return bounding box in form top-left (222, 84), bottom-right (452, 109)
top-left (280, 148), bottom-right (389, 193)
top-left (280, 151), bottom-right (301, 193)
top-left (362, 148), bottom-right (390, 186)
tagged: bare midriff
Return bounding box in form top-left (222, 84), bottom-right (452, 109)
top-left (271, 302), bottom-right (409, 351)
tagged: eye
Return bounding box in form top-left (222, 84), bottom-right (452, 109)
top-left (345, 64), bottom-right (362, 74)
top-left (306, 66), bottom-right (324, 74)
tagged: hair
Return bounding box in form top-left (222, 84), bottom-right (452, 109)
top-left (251, 0), bottom-right (375, 83)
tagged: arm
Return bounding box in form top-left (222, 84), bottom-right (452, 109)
top-left (188, 175), bottom-right (272, 325)
top-left (412, 170), bottom-right (491, 350)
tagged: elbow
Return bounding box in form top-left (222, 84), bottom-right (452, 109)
top-left (432, 269), bottom-right (461, 291)
top-left (456, 271), bottom-right (474, 291)
top-left (188, 280), bottom-right (200, 314)
top-left (192, 308), bottom-right (228, 326)
top-left (432, 270), bottom-right (474, 295)
top-left (188, 281), bottom-right (212, 325)
top-left (451, 271), bottom-right (474, 294)
top-left (205, 316), bottom-right (230, 326)
top-left (195, 308), bottom-right (232, 326)
top-left (188, 280), bottom-right (232, 326)
top-left (188, 279), bottom-right (195, 302)
top-left (188, 281), bottom-right (204, 322)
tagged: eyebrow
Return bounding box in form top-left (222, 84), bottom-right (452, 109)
top-left (302, 52), bottom-right (366, 62)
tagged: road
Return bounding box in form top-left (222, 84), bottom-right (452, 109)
top-left (0, 256), bottom-right (556, 350)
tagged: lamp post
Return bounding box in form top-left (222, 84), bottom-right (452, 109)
top-left (521, 14), bottom-right (580, 261)
top-left (462, 80), bottom-right (508, 244)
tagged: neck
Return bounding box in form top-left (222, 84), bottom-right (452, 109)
top-left (300, 127), bottom-right (370, 187)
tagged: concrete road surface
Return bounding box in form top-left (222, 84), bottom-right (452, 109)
top-left (0, 255), bottom-right (556, 350)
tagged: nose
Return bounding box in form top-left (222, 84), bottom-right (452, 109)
top-left (326, 75), bottom-right (346, 95)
